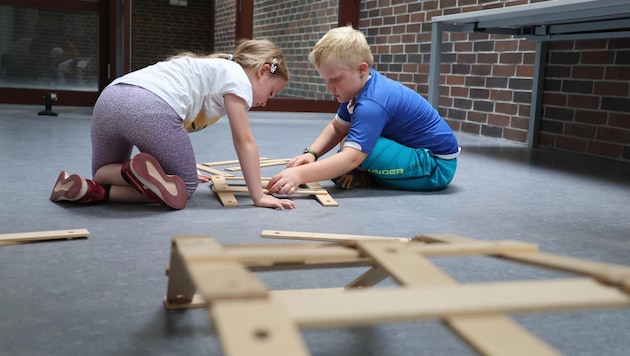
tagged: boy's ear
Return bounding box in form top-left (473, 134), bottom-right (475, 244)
top-left (358, 61), bottom-right (370, 75)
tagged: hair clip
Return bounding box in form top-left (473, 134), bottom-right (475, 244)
top-left (227, 54), bottom-right (233, 61)
top-left (270, 58), bottom-right (278, 74)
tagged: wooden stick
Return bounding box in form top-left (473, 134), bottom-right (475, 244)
top-left (270, 278), bottom-right (630, 329)
top-left (212, 300), bottom-right (309, 356)
top-left (201, 158), bottom-right (271, 167)
top-left (196, 164), bottom-right (232, 176)
top-left (261, 230), bottom-right (411, 243)
top-left (357, 240), bottom-right (559, 355)
top-left (0, 229), bottom-right (89, 246)
top-left (224, 159), bottom-right (290, 172)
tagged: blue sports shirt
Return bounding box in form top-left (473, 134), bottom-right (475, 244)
top-left (336, 68), bottom-right (459, 157)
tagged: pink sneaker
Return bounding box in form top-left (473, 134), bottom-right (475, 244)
top-left (121, 152), bottom-right (187, 210)
top-left (50, 171), bottom-right (107, 203)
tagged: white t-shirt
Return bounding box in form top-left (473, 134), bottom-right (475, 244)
top-left (110, 57), bottom-right (253, 132)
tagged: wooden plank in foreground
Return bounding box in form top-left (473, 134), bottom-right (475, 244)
top-left (0, 229), bottom-right (89, 246)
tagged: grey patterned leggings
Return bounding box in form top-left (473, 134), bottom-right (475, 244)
top-left (91, 84), bottom-right (198, 197)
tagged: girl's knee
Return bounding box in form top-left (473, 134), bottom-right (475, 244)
top-left (185, 181), bottom-right (198, 199)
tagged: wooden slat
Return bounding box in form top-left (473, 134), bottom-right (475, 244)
top-left (196, 164), bottom-right (232, 177)
top-left (0, 229), bottom-right (89, 246)
top-left (413, 233), bottom-right (480, 244)
top-left (165, 237), bottom-right (198, 308)
top-left (214, 240), bottom-right (538, 269)
top-left (503, 251), bottom-right (630, 286)
top-left (270, 278), bottom-right (630, 329)
top-left (171, 236), bottom-right (269, 302)
top-left (357, 240), bottom-right (456, 286)
top-left (261, 230), bottom-right (411, 243)
top-left (356, 240), bottom-right (559, 355)
top-left (210, 175), bottom-right (239, 207)
top-left (447, 315), bottom-right (560, 356)
top-left (201, 157), bottom-right (271, 167)
top-left (303, 182), bottom-right (338, 206)
top-left (345, 266), bottom-right (391, 288)
top-left (216, 186), bottom-right (327, 195)
top-left (224, 159), bottom-right (290, 171)
top-left (212, 300), bottom-right (309, 356)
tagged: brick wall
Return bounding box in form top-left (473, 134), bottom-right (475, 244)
top-left (180, 0), bottom-right (630, 162)
top-left (213, 0), bottom-right (236, 52)
top-left (540, 39), bottom-right (630, 161)
top-left (132, 0), bottom-right (212, 70)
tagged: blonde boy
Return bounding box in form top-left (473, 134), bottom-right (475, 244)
top-left (266, 26), bottom-right (459, 194)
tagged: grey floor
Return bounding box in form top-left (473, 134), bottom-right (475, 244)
top-left (1, 103), bottom-right (629, 356)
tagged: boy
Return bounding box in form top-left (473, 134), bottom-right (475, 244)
top-left (266, 26), bottom-right (459, 195)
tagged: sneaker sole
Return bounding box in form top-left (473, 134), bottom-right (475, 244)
top-left (50, 171), bottom-right (87, 202)
top-left (128, 153), bottom-right (187, 209)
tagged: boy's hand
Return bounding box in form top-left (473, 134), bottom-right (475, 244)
top-left (287, 153), bottom-right (315, 167)
top-left (253, 194), bottom-right (296, 210)
top-left (266, 168), bottom-right (300, 195)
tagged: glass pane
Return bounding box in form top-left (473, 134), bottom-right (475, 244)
top-left (252, 1), bottom-right (339, 100)
top-left (0, 5), bottom-right (99, 92)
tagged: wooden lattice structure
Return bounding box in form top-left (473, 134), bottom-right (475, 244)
top-left (164, 230), bottom-right (630, 355)
top-left (197, 158), bottom-right (337, 207)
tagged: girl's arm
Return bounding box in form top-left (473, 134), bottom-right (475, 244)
top-left (224, 94), bottom-right (296, 209)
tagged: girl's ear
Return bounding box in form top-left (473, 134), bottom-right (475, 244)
top-left (257, 64), bottom-right (271, 79)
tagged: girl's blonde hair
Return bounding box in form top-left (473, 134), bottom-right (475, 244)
top-left (309, 25), bottom-right (373, 70)
top-left (168, 39), bottom-right (289, 81)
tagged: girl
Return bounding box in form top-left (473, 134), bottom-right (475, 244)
top-left (51, 39), bottom-right (296, 210)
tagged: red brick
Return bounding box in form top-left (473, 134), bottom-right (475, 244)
top-left (492, 65), bottom-right (516, 76)
top-left (495, 40), bottom-right (518, 51)
top-left (609, 113), bottom-right (630, 129)
top-left (587, 141), bottom-right (623, 159)
top-left (596, 127), bottom-right (630, 143)
top-left (556, 136), bottom-right (588, 152)
top-left (542, 93), bottom-right (567, 106)
top-left (490, 89), bottom-right (513, 101)
top-left (503, 128), bottom-right (528, 143)
top-left (516, 65), bottom-right (534, 77)
top-left (572, 66), bottom-right (605, 80)
top-left (450, 86), bottom-right (469, 98)
top-left (461, 121), bottom-right (482, 134)
top-left (567, 94), bottom-right (600, 109)
top-left (605, 66), bottom-right (630, 80)
top-left (467, 111), bottom-right (487, 123)
top-left (495, 102), bottom-right (518, 115)
top-left (594, 82), bottom-right (629, 96)
top-left (499, 52), bottom-right (523, 64)
top-left (488, 113), bottom-right (510, 126)
top-left (574, 110), bottom-right (608, 125)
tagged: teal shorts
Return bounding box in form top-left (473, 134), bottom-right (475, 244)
top-left (359, 137), bottom-right (457, 191)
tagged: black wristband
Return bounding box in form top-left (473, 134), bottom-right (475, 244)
top-left (303, 147), bottom-right (319, 160)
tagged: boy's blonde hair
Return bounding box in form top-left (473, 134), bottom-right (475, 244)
top-left (168, 39), bottom-right (289, 81)
top-left (309, 25), bottom-right (373, 70)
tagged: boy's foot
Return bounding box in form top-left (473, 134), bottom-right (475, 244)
top-left (121, 152), bottom-right (187, 210)
top-left (331, 169), bottom-right (377, 190)
top-left (50, 171), bottom-right (107, 203)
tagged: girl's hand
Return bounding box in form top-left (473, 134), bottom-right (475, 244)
top-left (253, 194), bottom-right (296, 210)
top-left (198, 173), bottom-right (211, 183)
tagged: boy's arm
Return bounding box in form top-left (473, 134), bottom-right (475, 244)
top-left (289, 118), bottom-right (349, 166)
top-left (266, 147), bottom-right (368, 195)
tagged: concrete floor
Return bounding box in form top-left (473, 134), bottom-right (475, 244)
top-left (1, 104), bottom-right (629, 355)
